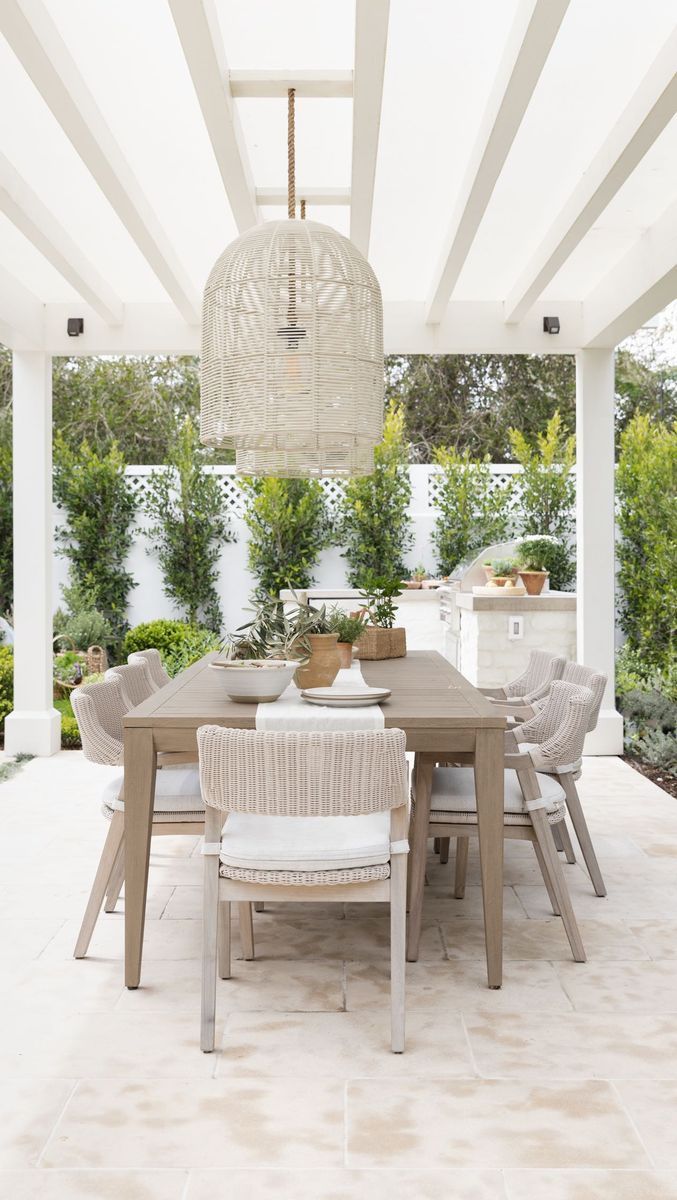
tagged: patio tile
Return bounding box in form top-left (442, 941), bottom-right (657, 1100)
top-left (185, 1167), bottom-right (507, 1199)
top-left (614, 1082), bottom-right (677, 1168)
top-left (0, 1169), bottom-right (189, 1199)
top-left (346, 1078), bottom-right (650, 1168)
top-left (503, 1169), bottom-right (677, 1199)
top-left (554, 960), bottom-right (677, 1013)
top-left (465, 1012), bottom-right (677, 1079)
top-left (215, 1011), bottom-right (475, 1078)
top-left (41, 918), bottom-right (203, 962)
top-left (115, 958), bottom-right (344, 1013)
top-left (226, 913), bottom-right (445, 961)
top-left (416, 885), bottom-right (528, 921)
top-left (440, 917), bottom-right (647, 961)
top-left (0, 1078), bottom-right (75, 1167)
top-left (630, 922), bottom-right (677, 960)
top-left (0, 959), bottom-right (124, 1014)
top-left (0, 917), bottom-right (67, 964)
top-left (0, 1011), bottom-right (221, 1078)
top-left (515, 883), bottom-right (677, 921)
top-left (345, 959), bottom-right (573, 1013)
top-left (42, 1078), bottom-right (344, 1169)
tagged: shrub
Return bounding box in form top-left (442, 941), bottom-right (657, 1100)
top-left (0, 644), bottom-right (13, 729)
top-left (616, 643), bottom-right (677, 703)
top-left (431, 447), bottom-right (509, 575)
top-left (631, 729), bottom-right (677, 776)
top-left (339, 401), bottom-right (413, 586)
top-left (53, 435), bottom-right (137, 646)
top-left (242, 477), bottom-right (330, 597)
top-left (61, 714), bottom-right (82, 749)
top-left (55, 607), bottom-right (114, 651)
top-left (121, 619), bottom-right (219, 677)
top-left (509, 411), bottom-right (576, 591)
top-left (144, 418), bottom-right (234, 631)
top-left (515, 534), bottom-right (575, 591)
top-left (616, 413), bottom-right (676, 671)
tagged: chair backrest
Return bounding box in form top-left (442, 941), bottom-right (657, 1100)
top-left (504, 650), bottom-right (565, 700)
top-left (71, 675), bottom-right (125, 766)
top-left (515, 679), bottom-right (593, 772)
top-left (128, 649), bottom-right (171, 691)
top-left (197, 726), bottom-right (408, 817)
top-left (561, 662), bottom-right (607, 731)
top-left (106, 661), bottom-right (155, 710)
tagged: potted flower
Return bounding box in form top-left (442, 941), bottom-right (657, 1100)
top-left (487, 557), bottom-right (519, 589)
top-left (328, 609), bottom-right (368, 669)
top-left (515, 537), bottom-right (553, 596)
top-left (355, 574), bottom-right (406, 660)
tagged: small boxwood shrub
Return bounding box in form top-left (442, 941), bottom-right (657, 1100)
top-left (121, 620), bottom-right (220, 677)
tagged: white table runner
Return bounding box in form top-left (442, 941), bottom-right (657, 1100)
top-left (255, 662), bottom-right (385, 731)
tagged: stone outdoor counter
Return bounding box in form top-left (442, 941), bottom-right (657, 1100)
top-left (439, 586), bottom-right (577, 689)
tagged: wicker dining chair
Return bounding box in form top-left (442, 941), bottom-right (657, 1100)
top-left (197, 726), bottom-right (410, 1054)
top-left (480, 649), bottom-right (565, 702)
top-left (71, 677), bottom-right (253, 960)
top-left (128, 648), bottom-right (171, 691)
top-left (512, 671), bottom-right (608, 897)
top-left (427, 681), bottom-right (591, 963)
top-left (495, 661), bottom-right (606, 729)
top-left (105, 660), bottom-right (155, 708)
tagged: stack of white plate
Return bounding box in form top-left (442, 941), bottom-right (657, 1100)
top-left (300, 685), bottom-right (391, 708)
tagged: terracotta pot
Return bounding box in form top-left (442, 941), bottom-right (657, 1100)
top-left (483, 565), bottom-right (494, 580)
top-left (356, 625), bottom-right (407, 661)
top-left (294, 633), bottom-right (341, 689)
top-left (519, 569), bottom-right (549, 596)
top-left (404, 580), bottom-right (422, 589)
top-left (336, 641), bottom-right (354, 669)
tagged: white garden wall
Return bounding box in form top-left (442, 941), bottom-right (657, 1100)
top-left (52, 463), bottom-right (527, 635)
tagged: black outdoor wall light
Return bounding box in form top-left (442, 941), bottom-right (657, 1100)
top-left (67, 317), bottom-right (84, 336)
top-left (543, 316), bottom-right (560, 334)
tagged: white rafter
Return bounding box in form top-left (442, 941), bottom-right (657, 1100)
top-left (0, 0), bottom-right (199, 324)
top-left (426, 0), bottom-right (569, 325)
top-left (230, 71), bottom-right (353, 99)
top-left (256, 187), bottom-right (350, 207)
top-left (583, 202), bottom-right (677, 348)
top-left (350, 0), bottom-right (389, 256)
top-left (168, 0), bottom-right (258, 233)
top-left (0, 265), bottom-right (43, 349)
top-left (0, 152), bottom-right (123, 326)
top-left (505, 27), bottom-right (677, 324)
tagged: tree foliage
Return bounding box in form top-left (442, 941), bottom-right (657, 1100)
top-left (616, 413), bottom-right (676, 670)
top-left (242, 477), bottom-right (330, 597)
top-left (144, 418), bottom-right (233, 631)
top-left (431, 448), bottom-right (509, 575)
top-left (53, 435), bottom-right (137, 645)
top-left (338, 400), bottom-right (413, 586)
top-left (508, 411), bottom-right (575, 539)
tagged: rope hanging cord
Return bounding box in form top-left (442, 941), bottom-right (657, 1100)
top-left (287, 87), bottom-right (296, 219)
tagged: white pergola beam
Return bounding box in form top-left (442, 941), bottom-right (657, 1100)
top-left (1, 0), bottom-right (199, 324)
top-left (0, 152), bottom-right (123, 325)
top-left (505, 28), bottom-right (677, 324)
top-left (256, 187), bottom-right (350, 207)
top-left (350, 0), bottom-right (389, 255)
top-left (168, 0), bottom-right (258, 233)
top-left (583, 201), bottom-right (677, 348)
top-left (0, 265), bottom-right (43, 350)
top-left (230, 71), bottom-right (353, 99)
top-left (426, 0), bottom-right (569, 325)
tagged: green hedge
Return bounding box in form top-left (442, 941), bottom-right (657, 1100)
top-left (121, 620), bottom-right (221, 677)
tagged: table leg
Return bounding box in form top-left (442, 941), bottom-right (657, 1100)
top-left (406, 752), bottom-right (433, 962)
top-left (474, 727), bottom-right (504, 988)
top-left (123, 726), bottom-right (157, 988)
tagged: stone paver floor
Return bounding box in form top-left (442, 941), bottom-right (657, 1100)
top-left (1, 752), bottom-right (676, 1198)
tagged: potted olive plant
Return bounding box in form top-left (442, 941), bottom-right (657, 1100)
top-left (356, 574), bottom-right (406, 660)
top-left (225, 594), bottom-right (341, 688)
top-left (515, 537), bottom-right (552, 595)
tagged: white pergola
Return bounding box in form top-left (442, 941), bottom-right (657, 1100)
top-left (1, 0), bottom-right (676, 756)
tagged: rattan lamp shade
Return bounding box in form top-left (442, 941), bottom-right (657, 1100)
top-left (200, 218), bottom-right (384, 476)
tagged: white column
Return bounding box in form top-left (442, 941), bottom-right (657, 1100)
top-left (4, 352), bottom-right (61, 756)
top-left (575, 348), bottom-right (623, 755)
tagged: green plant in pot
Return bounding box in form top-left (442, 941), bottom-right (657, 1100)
top-left (488, 557), bottom-right (519, 589)
top-left (224, 594), bottom-right (341, 690)
top-left (356, 574), bottom-right (406, 660)
top-left (515, 536), bottom-right (555, 596)
top-left (328, 608), bottom-right (367, 668)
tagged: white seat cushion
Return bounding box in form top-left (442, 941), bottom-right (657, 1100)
top-left (102, 766), bottom-right (204, 814)
top-left (430, 766), bottom-right (564, 819)
top-left (219, 811), bottom-right (391, 872)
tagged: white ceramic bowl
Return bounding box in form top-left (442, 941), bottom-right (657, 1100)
top-left (209, 659), bottom-right (296, 703)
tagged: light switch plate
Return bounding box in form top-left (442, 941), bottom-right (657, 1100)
top-left (508, 615), bottom-right (524, 640)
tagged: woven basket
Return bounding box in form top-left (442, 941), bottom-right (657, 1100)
top-left (356, 626), bottom-right (406, 661)
top-left (86, 645), bottom-right (108, 674)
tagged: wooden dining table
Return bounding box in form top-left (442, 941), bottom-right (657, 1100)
top-left (122, 649), bottom-right (506, 990)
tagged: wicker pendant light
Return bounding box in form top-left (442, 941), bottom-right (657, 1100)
top-left (200, 89), bottom-right (383, 477)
